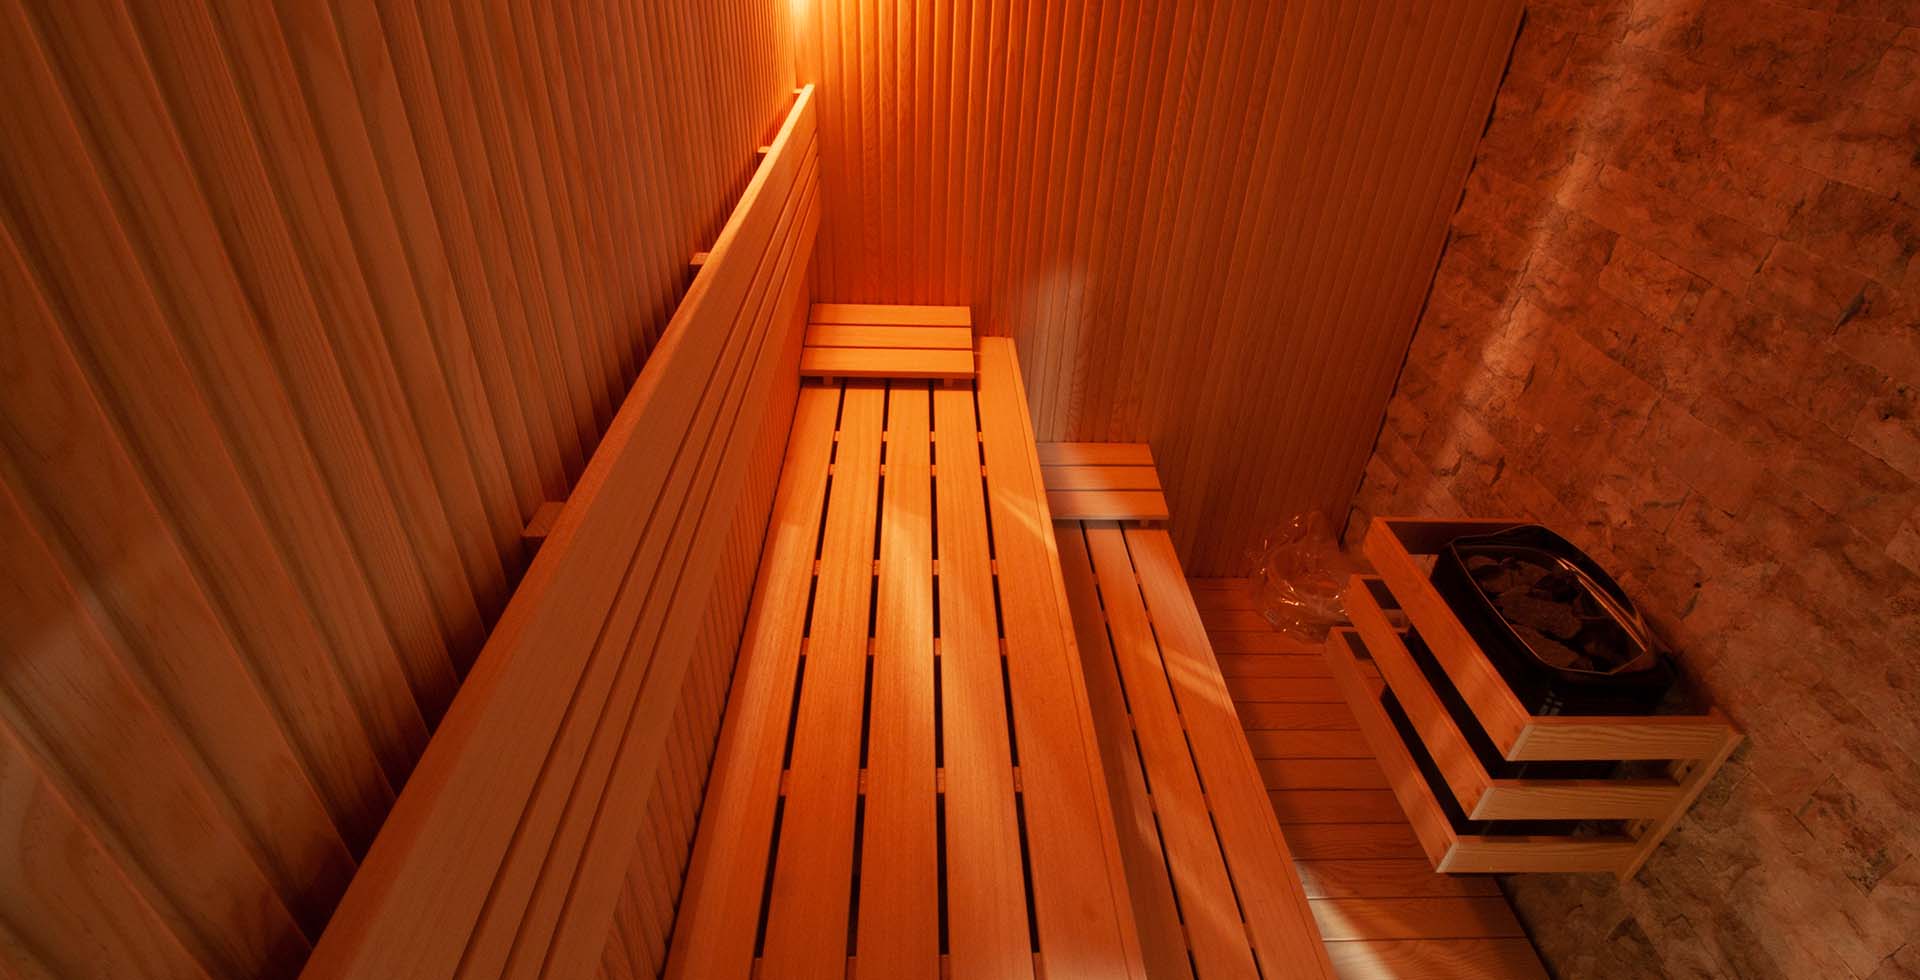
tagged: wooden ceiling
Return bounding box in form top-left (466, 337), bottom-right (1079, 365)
top-left (794, 0), bottom-right (1522, 572)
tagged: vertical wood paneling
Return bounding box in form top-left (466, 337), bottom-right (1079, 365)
top-left (800, 0), bottom-right (1521, 572)
top-left (0, 2), bottom-right (794, 977)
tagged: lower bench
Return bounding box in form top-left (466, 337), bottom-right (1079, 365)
top-left (1047, 449), bottom-right (1335, 980)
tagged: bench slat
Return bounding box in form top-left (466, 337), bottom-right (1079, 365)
top-left (932, 386), bottom-right (1033, 979)
top-left (1085, 524), bottom-right (1259, 979)
top-left (976, 340), bottom-right (1146, 979)
top-left (809, 302), bottom-right (972, 326)
top-left (665, 389), bottom-right (840, 980)
top-left (1045, 489), bottom-right (1171, 521)
top-left (804, 323), bottom-right (972, 349)
top-left (856, 385), bottom-right (938, 976)
top-left (798, 346), bottom-right (974, 379)
top-left (1127, 528), bottom-right (1338, 979)
top-left (761, 386), bottom-right (884, 975)
top-left (1057, 527), bottom-right (1194, 980)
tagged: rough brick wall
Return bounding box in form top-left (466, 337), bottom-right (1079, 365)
top-left (1346, 1), bottom-right (1920, 976)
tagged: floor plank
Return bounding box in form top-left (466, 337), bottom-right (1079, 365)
top-left (1310, 898), bottom-right (1525, 941)
top-left (1323, 939), bottom-right (1548, 980)
top-left (1268, 791), bottom-right (1408, 825)
top-left (1260, 759), bottom-right (1391, 792)
top-left (1209, 631), bottom-right (1317, 655)
top-left (1246, 731), bottom-right (1379, 760)
top-left (1281, 824), bottom-right (1428, 861)
top-left (1295, 861), bottom-right (1502, 900)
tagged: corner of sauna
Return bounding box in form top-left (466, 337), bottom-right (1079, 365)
top-left (7, 2), bottom-right (1918, 980)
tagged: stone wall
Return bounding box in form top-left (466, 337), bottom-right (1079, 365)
top-left (1346, 1), bottom-right (1920, 976)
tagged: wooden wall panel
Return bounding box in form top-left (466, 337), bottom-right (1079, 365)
top-left (797, 0), bottom-right (1522, 572)
top-left (0, 2), bottom-right (794, 978)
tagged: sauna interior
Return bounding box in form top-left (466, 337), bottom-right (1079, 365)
top-left (4, 1), bottom-right (1918, 978)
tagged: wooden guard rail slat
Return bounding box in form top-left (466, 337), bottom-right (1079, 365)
top-left (301, 86), bottom-right (820, 980)
top-left (1328, 517), bottom-right (1743, 878)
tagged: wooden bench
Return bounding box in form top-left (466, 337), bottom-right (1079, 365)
top-left (667, 340), bottom-right (1145, 979)
top-left (299, 83), bottom-right (1323, 980)
top-left (1046, 447), bottom-right (1336, 979)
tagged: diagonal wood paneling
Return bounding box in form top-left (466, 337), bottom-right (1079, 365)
top-left (796, 0), bottom-right (1522, 572)
top-left (0, 1), bottom-right (794, 977)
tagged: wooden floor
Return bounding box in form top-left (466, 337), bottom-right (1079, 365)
top-left (1190, 579), bottom-right (1550, 980)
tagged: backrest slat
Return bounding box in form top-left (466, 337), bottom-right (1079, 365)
top-left (301, 86), bottom-right (819, 980)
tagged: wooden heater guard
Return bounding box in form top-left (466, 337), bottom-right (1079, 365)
top-left (1322, 517), bottom-right (1741, 879)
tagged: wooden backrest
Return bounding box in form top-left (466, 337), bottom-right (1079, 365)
top-left (301, 86), bottom-right (820, 980)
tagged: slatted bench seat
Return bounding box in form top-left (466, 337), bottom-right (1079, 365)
top-left (667, 339), bottom-right (1145, 979)
top-left (298, 86), bottom-right (1302, 980)
top-left (1044, 446), bottom-right (1335, 979)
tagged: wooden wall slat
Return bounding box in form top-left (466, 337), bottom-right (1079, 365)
top-left (0, 1), bottom-right (796, 977)
top-left (798, 0), bottom-right (1522, 572)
